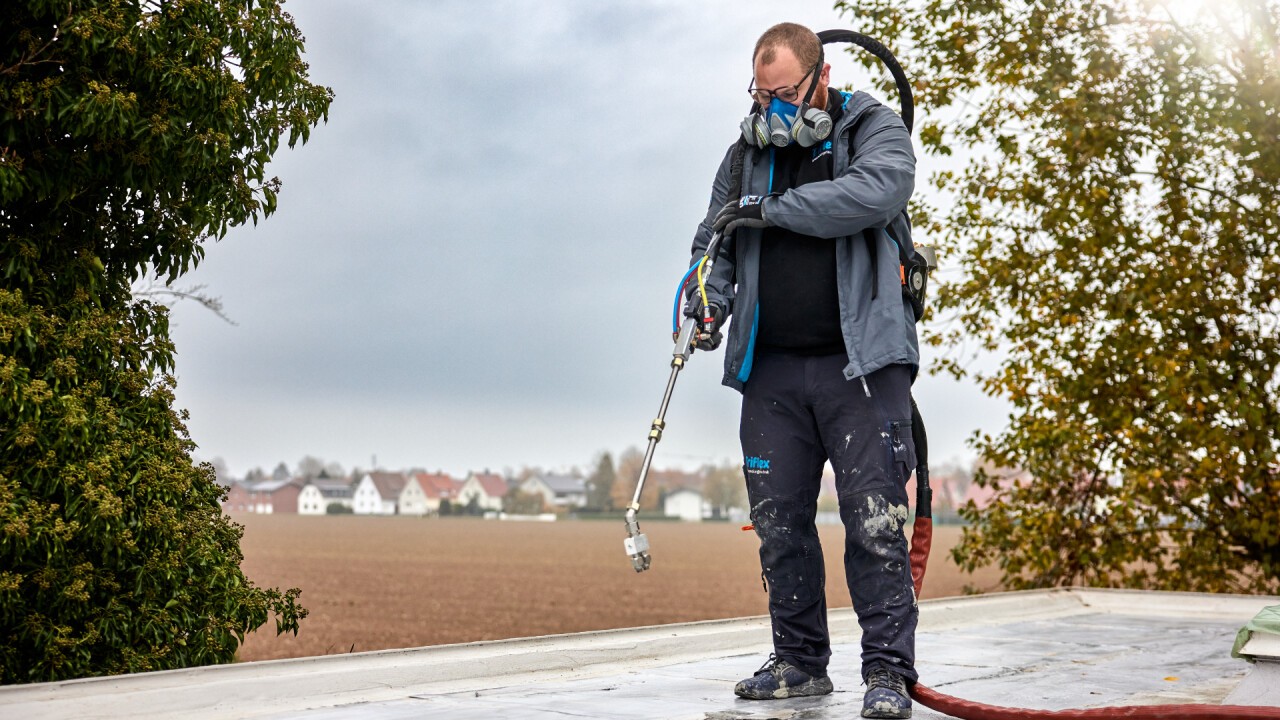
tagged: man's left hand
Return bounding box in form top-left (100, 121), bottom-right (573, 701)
top-left (713, 195), bottom-right (772, 235)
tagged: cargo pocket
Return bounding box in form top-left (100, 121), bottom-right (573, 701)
top-left (888, 419), bottom-right (916, 486)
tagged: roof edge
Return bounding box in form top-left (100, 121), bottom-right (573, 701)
top-left (2, 588), bottom-right (1276, 719)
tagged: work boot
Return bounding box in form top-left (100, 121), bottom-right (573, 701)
top-left (861, 665), bottom-right (912, 718)
top-left (734, 654), bottom-right (833, 700)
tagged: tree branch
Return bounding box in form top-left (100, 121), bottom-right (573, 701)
top-left (132, 283), bottom-right (237, 325)
top-left (1125, 169), bottom-right (1260, 215)
top-left (0, 5), bottom-right (73, 77)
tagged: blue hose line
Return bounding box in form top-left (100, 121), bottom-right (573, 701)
top-left (673, 263), bottom-right (701, 333)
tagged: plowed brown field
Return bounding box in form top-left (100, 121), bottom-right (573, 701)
top-left (232, 515), bottom-right (1001, 661)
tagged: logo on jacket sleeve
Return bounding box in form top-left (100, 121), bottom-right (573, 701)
top-left (744, 456), bottom-right (772, 474)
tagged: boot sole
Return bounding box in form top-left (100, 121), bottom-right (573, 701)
top-left (734, 676), bottom-right (834, 700)
top-left (861, 699), bottom-right (912, 718)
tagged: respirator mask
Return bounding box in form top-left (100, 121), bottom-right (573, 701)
top-left (740, 54), bottom-right (833, 148)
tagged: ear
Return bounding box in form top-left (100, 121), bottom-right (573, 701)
top-left (820, 62), bottom-right (831, 86)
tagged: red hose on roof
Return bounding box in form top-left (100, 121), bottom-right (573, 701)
top-left (911, 683), bottom-right (1280, 719)
top-left (905, 516), bottom-right (1280, 719)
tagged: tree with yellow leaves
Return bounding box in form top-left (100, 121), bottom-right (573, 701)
top-left (840, 0), bottom-right (1278, 593)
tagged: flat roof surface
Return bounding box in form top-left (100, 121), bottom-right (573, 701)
top-left (3, 588), bottom-right (1278, 719)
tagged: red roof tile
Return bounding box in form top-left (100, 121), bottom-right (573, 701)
top-left (469, 472), bottom-right (508, 498)
top-left (413, 472), bottom-right (461, 500)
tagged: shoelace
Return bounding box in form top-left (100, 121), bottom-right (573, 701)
top-left (755, 653), bottom-right (781, 675)
top-left (866, 669), bottom-right (906, 694)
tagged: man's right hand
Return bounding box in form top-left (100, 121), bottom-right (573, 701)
top-left (685, 300), bottom-right (725, 351)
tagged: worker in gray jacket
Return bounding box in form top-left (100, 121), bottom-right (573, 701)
top-left (686, 22), bottom-right (918, 720)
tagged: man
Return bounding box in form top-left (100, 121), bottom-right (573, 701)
top-left (685, 22), bottom-right (920, 720)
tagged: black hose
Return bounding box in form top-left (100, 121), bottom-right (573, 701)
top-left (817, 29), bottom-right (914, 133)
top-left (910, 395), bottom-right (931, 520)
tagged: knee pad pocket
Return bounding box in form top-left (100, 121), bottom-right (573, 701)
top-left (839, 487), bottom-right (911, 550)
top-left (751, 498), bottom-right (825, 606)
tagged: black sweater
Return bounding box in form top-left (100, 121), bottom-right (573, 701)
top-left (756, 93), bottom-right (845, 355)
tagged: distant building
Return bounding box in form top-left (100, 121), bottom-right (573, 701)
top-left (223, 481), bottom-right (253, 513)
top-left (411, 472), bottom-right (463, 514)
top-left (223, 478), bottom-right (303, 514)
top-left (397, 475), bottom-right (430, 517)
top-left (456, 471), bottom-right (508, 512)
top-left (353, 471), bottom-right (409, 515)
top-left (647, 468), bottom-right (702, 493)
top-left (960, 468), bottom-right (1026, 510)
top-left (298, 477), bottom-right (355, 515)
top-left (663, 488), bottom-right (709, 521)
top-left (520, 474), bottom-right (588, 510)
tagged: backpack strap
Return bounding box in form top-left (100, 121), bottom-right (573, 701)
top-left (846, 108), bottom-right (928, 321)
top-left (847, 111), bottom-right (884, 301)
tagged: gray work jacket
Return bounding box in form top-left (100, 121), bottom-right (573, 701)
top-left (689, 90), bottom-right (920, 392)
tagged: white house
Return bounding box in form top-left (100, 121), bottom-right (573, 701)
top-left (397, 476), bottom-right (430, 517)
top-left (297, 484), bottom-right (325, 515)
top-left (520, 474), bottom-right (588, 510)
top-left (456, 471), bottom-right (508, 512)
top-left (297, 477), bottom-right (355, 515)
top-left (664, 488), bottom-right (710, 522)
top-left (353, 471), bottom-right (408, 515)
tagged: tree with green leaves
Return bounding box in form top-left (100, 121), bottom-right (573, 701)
top-left (1, 0), bottom-right (332, 682)
top-left (701, 461), bottom-right (747, 519)
top-left (586, 451), bottom-right (617, 511)
top-left (503, 487), bottom-right (546, 516)
top-left (841, 0), bottom-right (1279, 593)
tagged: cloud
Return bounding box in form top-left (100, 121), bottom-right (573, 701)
top-left (170, 0), bottom-right (1010, 476)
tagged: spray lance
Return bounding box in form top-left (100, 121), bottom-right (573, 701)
top-left (623, 227), bottom-right (730, 572)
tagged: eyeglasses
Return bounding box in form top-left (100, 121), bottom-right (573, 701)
top-left (747, 65), bottom-right (816, 105)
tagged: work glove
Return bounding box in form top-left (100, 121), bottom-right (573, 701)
top-left (684, 298), bottom-right (725, 351)
top-left (712, 195), bottom-right (772, 235)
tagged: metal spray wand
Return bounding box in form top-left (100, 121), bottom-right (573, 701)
top-left (623, 231), bottom-right (725, 572)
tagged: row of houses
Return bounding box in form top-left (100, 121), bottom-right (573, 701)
top-left (223, 464), bottom-right (1003, 521)
top-left (222, 470), bottom-right (591, 516)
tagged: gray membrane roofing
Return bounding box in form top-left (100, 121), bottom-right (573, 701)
top-left (2, 588), bottom-right (1278, 719)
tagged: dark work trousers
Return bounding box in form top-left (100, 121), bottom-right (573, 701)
top-left (740, 353), bottom-right (918, 684)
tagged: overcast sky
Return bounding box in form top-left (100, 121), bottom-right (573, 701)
top-left (167, 0), bottom-right (1011, 479)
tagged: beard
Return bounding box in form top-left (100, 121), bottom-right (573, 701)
top-left (811, 81), bottom-right (828, 112)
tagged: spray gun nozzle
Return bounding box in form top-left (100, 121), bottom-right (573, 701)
top-left (623, 532), bottom-right (651, 572)
top-left (624, 511), bottom-right (652, 572)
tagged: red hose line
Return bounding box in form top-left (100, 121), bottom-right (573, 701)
top-left (911, 684), bottom-right (1280, 719)
top-left (905, 520), bottom-right (1280, 719)
top-left (910, 516), bottom-right (932, 598)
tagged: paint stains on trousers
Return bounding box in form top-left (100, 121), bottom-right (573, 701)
top-left (740, 353), bottom-right (918, 683)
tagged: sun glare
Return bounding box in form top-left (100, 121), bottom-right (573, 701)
top-left (1154, 0), bottom-right (1229, 24)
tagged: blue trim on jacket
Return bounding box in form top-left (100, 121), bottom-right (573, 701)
top-left (767, 147), bottom-right (776, 193)
top-left (736, 305), bottom-right (760, 384)
top-left (732, 148), bottom-right (779, 386)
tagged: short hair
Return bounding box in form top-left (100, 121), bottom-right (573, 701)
top-left (753, 22), bottom-right (822, 70)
